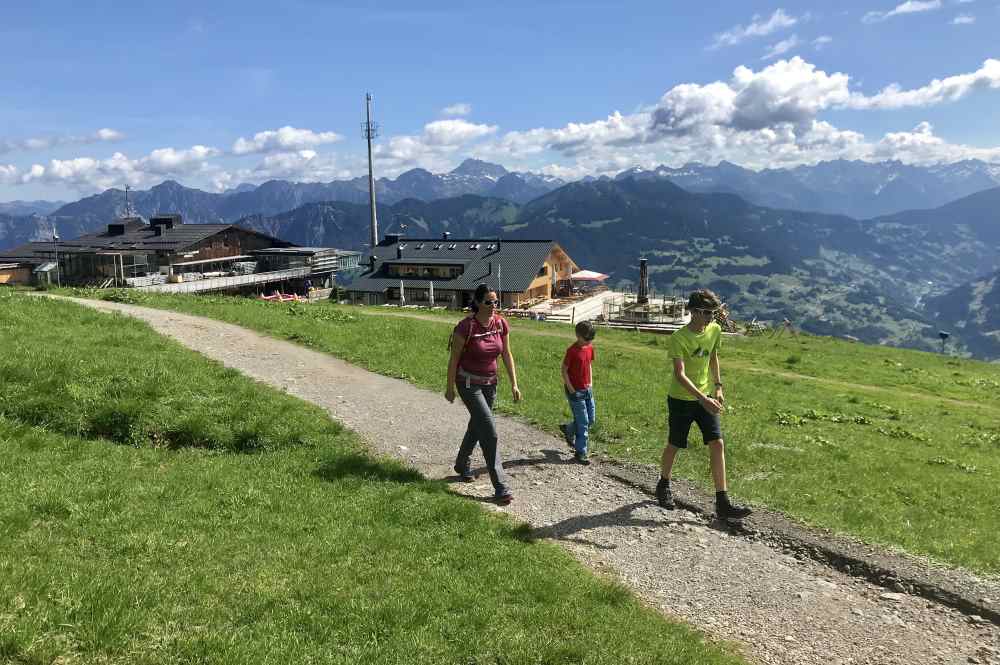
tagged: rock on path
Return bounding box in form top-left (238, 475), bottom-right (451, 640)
top-left (75, 298), bottom-right (999, 665)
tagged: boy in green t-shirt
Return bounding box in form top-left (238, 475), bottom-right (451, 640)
top-left (656, 289), bottom-right (752, 520)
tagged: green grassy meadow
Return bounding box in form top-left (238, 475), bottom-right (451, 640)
top-left (52, 289), bottom-right (1000, 576)
top-left (0, 293), bottom-right (743, 664)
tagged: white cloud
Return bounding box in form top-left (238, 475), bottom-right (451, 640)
top-left (474, 56), bottom-right (1000, 176)
top-left (422, 119), bottom-right (497, 146)
top-left (761, 35), bottom-right (801, 60)
top-left (0, 164), bottom-right (19, 184)
top-left (142, 145), bottom-right (220, 174)
top-left (848, 58), bottom-right (1000, 109)
top-left (375, 119), bottom-right (498, 174)
top-left (231, 126), bottom-right (342, 155)
top-left (813, 35), bottom-right (833, 49)
top-left (651, 57), bottom-right (851, 135)
top-left (951, 12), bottom-right (976, 22)
top-left (862, 0), bottom-right (942, 23)
top-left (0, 128), bottom-right (125, 156)
top-left (18, 144), bottom-right (221, 192)
top-left (873, 121), bottom-right (1000, 163)
top-left (711, 9), bottom-right (798, 48)
top-left (441, 103), bottom-right (472, 116)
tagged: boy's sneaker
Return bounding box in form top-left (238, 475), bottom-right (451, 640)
top-left (573, 451), bottom-right (591, 465)
top-left (655, 477), bottom-right (675, 510)
top-left (716, 500), bottom-right (752, 520)
top-left (560, 423), bottom-right (575, 448)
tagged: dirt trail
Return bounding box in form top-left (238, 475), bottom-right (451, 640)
top-left (72, 298), bottom-right (1000, 665)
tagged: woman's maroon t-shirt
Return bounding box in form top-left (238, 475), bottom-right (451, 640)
top-left (455, 315), bottom-right (509, 377)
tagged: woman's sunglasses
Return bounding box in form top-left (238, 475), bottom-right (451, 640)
top-left (482, 299), bottom-right (500, 306)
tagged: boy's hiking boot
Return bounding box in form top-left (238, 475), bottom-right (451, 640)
top-left (573, 451), bottom-right (590, 465)
top-left (716, 492), bottom-right (752, 520)
top-left (560, 423), bottom-right (575, 448)
top-left (655, 477), bottom-right (675, 510)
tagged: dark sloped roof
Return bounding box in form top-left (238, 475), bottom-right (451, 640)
top-left (348, 238), bottom-right (565, 293)
top-left (0, 222), bottom-right (290, 263)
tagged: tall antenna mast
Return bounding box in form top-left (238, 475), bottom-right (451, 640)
top-left (362, 92), bottom-right (380, 249)
top-left (123, 184), bottom-right (136, 217)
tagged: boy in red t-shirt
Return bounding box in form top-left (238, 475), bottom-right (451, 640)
top-left (560, 321), bottom-right (597, 464)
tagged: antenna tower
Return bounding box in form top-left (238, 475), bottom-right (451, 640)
top-left (123, 184), bottom-right (137, 217)
top-left (362, 93), bottom-right (380, 249)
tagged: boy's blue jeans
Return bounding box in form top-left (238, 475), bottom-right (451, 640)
top-left (565, 387), bottom-right (596, 454)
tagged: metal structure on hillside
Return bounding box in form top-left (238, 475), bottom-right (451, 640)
top-left (363, 93), bottom-right (380, 250)
top-left (602, 257), bottom-right (688, 327)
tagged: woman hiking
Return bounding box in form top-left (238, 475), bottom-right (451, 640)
top-left (446, 283), bottom-right (522, 505)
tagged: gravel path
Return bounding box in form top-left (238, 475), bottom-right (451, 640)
top-left (73, 298), bottom-right (999, 665)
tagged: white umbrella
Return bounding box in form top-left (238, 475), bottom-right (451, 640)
top-left (429, 280), bottom-right (435, 306)
top-left (399, 279), bottom-right (405, 306)
top-left (570, 269), bottom-right (609, 281)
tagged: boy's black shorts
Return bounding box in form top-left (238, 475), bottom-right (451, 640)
top-left (667, 396), bottom-right (723, 448)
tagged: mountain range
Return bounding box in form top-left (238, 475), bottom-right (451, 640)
top-left (4, 157), bottom-right (1000, 358)
top-left (216, 177), bottom-right (1000, 357)
top-left (616, 159), bottom-right (1000, 219)
top-left (0, 200), bottom-right (66, 216)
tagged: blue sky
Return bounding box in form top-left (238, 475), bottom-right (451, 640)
top-left (1, 0), bottom-right (998, 200)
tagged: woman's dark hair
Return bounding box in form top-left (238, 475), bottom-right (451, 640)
top-left (470, 283), bottom-right (491, 312)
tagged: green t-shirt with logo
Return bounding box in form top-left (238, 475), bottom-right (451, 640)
top-left (667, 322), bottom-right (721, 401)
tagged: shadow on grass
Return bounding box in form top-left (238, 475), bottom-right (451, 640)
top-left (313, 452), bottom-right (426, 484)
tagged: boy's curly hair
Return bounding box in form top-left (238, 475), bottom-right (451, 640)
top-left (687, 289), bottom-right (722, 311)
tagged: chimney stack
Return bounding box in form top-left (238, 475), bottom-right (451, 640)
top-left (637, 258), bottom-right (649, 305)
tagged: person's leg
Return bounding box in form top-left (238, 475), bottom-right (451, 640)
top-left (707, 439), bottom-right (727, 491)
top-left (467, 384), bottom-right (510, 498)
top-left (701, 413), bottom-right (751, 519)
top-left (585, 389), bottom-right (596, 429)
top-left (658, 398), bottom-right (693, 509)
top-left (454, 387), bottom-right (480, 478)
top-left (575, 388), bottom-right (595, 459)
top-left (567, 394), bottom-right (589, 456)
top-left (660, 444), bottom-right (681, 480)
top-left (562, 391), bottom-right (583, 448)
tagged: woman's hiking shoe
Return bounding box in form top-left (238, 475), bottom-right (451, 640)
top-left (573, 451), bottom-right (591, 465)
top-left (716, 501), bottom-right (752, 520)
top-left (453, 464), bottom-right (476, 482)
top-left (655, 477), bottom-right (675, 510)
top-left (560, 423), bottom-right (575, 448)
top-left (496, 493), bottom-right (514, 506)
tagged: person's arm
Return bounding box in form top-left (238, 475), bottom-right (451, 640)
top-left (709, 349), bottom-right (724, 403)
top-left (672, 357), bottom-right (723, 414)
top-left (445, 331), bottom-right (465, 403)
top-left (562, 362), bottom-right (575, 393)
top-left (500, 329), bottom-right (522, 402)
